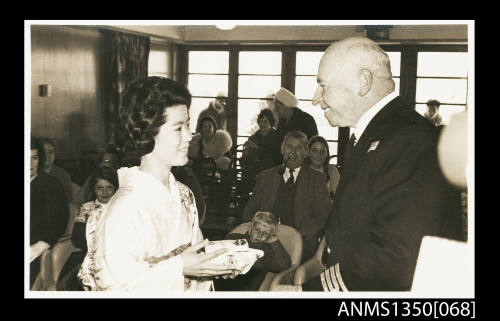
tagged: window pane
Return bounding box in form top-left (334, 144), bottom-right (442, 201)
top-left (393, 77), bottom-right (400, 95)
top-left (297, 100), bottom-right (338, 141)
top-left (237, 98), bottom-right (276, 136)
top-left (415, 103), bottom-right (466, 126)
top-left (189, 51), bottom-right (229, 74)
top-left (239, 51), bottom-right (282, 75)
top-left (238, 76), bottom-right (281, 98)
top-left (189, 98), bottom-right (212, 133)
top-left (386, 52), bottom-right (401, 77)
top-left (295, 76), bottom-right (318, 100)
top-left (296, 51), bottom-right (324, 75)
top-left (148, 72), bottom-right (169, 79)
top-left (188, 75), bottom-right (228, 97)
top-left (416, 78), bottom-right (467, 104)
top-left (237, 136), bottom-right (250, 146)
top-left (149, 50), bottom-right (169, 74)
top-left (327, 142), bottom-right (338, 156)
top-left (417, 52), bottom-right (468, 77)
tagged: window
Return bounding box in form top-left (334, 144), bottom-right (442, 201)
top-left (148, 46), bottom-right (171, 79)
top-left (295, 51), bottom-right (338, 163)
top-left (187, 51), bottom-right (229, 132)
top-left (415, 52), bottom-right (468, 125)
top-left (296, 51), bottom-right (401, 164)
top-left (237, 51), bottom-right (282, 142)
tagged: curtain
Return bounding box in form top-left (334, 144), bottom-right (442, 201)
top-left (106, 31), bottom-right (150, 153)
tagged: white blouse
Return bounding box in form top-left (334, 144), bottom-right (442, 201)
top-left (81, 166), bottom-right (211, 292)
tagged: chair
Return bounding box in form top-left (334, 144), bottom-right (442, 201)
top-left (30, 248), bottom-right (52, 291)
top-left (31, 237), bottom-right (82, 291)
top-left (229, 222), bottom-right (302, 291)
top-left (267, 236), bottom-right (327, 290)
top-left (30, 204), bottom-right (82, 291)
top-left (293, 236), bottom-right (327, 286)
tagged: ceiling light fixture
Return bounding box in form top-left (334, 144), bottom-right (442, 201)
top-left (216, 25), bottom-right (236, 30)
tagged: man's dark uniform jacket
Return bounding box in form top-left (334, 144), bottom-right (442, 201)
top-left (303, 96), bottom-right (464, 291)
top-left (276, 107), bottom-right (319, 141)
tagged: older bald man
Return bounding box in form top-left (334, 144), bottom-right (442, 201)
top-left (281, 37), bottom-right (464, 292)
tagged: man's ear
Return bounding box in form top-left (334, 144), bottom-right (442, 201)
top-left (358, 69), bottom-right (373, 97)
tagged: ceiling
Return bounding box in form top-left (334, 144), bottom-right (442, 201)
top-left (104, 23), bottom-right (469, 45)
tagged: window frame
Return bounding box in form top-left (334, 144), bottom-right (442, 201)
top-left (183, 43), bottom-right (468, 169)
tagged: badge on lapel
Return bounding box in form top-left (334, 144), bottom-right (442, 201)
top-left (367, 140), bottom-right (380, 153)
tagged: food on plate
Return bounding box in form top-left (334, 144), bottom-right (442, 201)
top-left (205, 239), bottom-right (264, 274)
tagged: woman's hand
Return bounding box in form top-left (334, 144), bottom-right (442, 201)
top-left (181, 239), bottom-right (237, 277)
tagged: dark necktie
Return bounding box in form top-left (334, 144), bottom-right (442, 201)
top-left (344, 133), bottom-right (357, 166)
top-left (286, 168), bottom-right (295, 186)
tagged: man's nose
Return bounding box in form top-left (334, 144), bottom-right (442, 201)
top-left (312, 86), bottom-right (322, 106)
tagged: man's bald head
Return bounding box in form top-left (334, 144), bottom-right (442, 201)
top-left (322, 37), bottom-right (394, 83)
top-left (312, 37), bottom-right (395, 127)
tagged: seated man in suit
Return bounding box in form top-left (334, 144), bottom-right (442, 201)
top-left (242, 130), bottom-right (332, 262)
top-left (214, 211), bottom-right (291, 291)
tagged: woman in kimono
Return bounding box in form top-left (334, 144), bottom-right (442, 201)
top-left (81, 77), bottom-right (235, 292)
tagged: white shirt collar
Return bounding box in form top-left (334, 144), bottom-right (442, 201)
top-left (353, 91), bottom-right (398, 144)
top-left (283, 166), bottom-right (301, 181)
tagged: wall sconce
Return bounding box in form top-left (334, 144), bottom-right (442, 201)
top-left (364, 25), bottom-right (393, 40)
top-left (39, 84), bottom-right (51, 97)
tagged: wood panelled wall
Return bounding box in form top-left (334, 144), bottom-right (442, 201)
top-left (30, 25), bottom-right (111, 160)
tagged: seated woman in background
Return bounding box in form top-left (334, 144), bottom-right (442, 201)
top-left (39, 136), bottom-right (73, 202)
top-left (79, 76), bottom-right (234, 291)
top-left (188, 115), bottom-right (234, 217)
top-left (305, 135), bottom-right (340, 200)
top-left (241, 108), bottom-right (282, 182)
top-left (72, 145), bottom-right (120, 206)
top-left (30, 136), bottom-right (69, 289)
top-left (188, 115), bottom-right (233, 172)
top-left (56, 166), bottom-right (119, 291)
top-left (214, 211), bottom-right (291, 291)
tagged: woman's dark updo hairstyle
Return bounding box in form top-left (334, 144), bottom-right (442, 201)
top-left (305, 135), bottom-right (331, 182)
top-left (87, 166), bottom-right (119, 202)
top-left (257, 108), bottom-right (276, 127)
top-left (120, 76), bottom-right (191, 160)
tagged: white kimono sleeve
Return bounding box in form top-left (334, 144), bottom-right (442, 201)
top-left (95, 197), bottom-right (186, 292)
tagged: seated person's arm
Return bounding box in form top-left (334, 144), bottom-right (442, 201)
top-left (260, 237), bottom-right (292, 273)
top-left (226, 233), bottom-right (291, 273)
top-left (70, 221), bottom-right (88, 251)
top-left (71, 205), bottom-right (93, 251)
